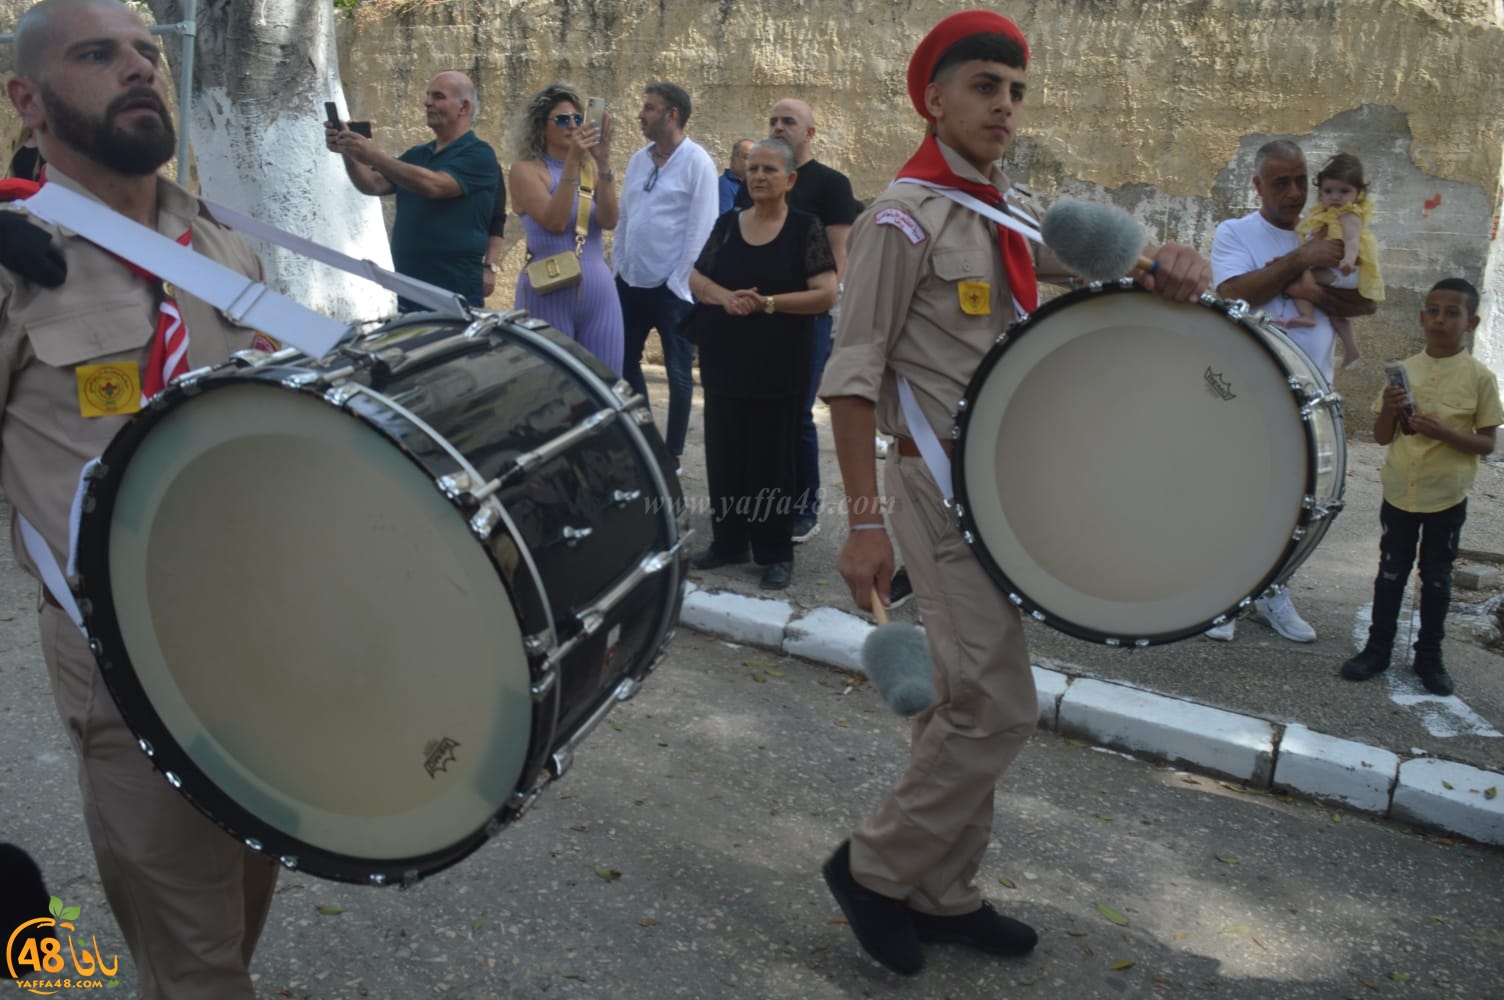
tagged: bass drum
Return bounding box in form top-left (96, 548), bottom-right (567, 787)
top-left (953, 283), bottom-right (1344, 647)
top-left (74, 312), bottom-right (686, 885)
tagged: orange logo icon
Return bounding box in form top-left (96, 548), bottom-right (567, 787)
top-left (5, 895), bottom-right (119, 994)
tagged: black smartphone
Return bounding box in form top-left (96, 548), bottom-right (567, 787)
top-left (324, 101), bottom-right (341, 129)
top-left (347, 121), bottom-right (372, 138)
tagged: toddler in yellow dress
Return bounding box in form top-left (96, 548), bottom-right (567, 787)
top-left (1289, 153), bottom-right (1384, 369)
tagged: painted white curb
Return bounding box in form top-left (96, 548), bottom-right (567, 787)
top-left (680, 589), bottom-right (792, 648)
top-left (677, 598), bottom-right (1504, 846)
top-left (1058, 678), bottom-right (1275, 784)
top-left (1392, 757), bottom-right (1504, 846)
top-left (1031, 664), bottom-right (1070, 729)
top-left (784, 606), bottom-right (871, 672)
top-left (1273, 724), bottom-right (1399, 814)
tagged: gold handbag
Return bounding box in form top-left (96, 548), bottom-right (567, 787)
top-left (525, 162), bottom-right (595, 294)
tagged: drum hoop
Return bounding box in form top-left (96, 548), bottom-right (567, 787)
top-left (951, 282), bottom-right (1338, 647)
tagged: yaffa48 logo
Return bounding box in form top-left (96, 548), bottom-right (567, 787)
top-left (5, 894), bottom-right (120, 993)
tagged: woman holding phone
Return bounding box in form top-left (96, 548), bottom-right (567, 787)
top-left (510, 84), bottom-right (624, 373)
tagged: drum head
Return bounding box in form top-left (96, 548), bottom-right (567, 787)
top-left (89, 382), bottom-right (533, 880)
top-left (956, 287), bottom-right (1315, 644)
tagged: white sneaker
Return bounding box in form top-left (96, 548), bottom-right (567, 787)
top-left (874, 435), bottom-right (889, 458)
top-left (1252, 590), bottom-right (1317, 643)
top-left (1204, 619), bottom-right (1236, 641)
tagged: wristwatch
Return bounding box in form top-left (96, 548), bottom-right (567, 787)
top-left (764, 295), bottom-right (776, 315)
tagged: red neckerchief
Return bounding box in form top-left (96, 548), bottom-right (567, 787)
top-left (114, 228), bottom-right (194, 403)
top-left (894, 133), bottom-right (1038, 317)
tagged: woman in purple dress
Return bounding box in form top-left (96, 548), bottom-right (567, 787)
top-left (510, 85), bottom-right (624, 374)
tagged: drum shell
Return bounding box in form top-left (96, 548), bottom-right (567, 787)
top-left (74, 313), bottom-right (685, 884)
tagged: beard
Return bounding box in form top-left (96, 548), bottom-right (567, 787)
top-left (40, 82), bottom-right (176, 176)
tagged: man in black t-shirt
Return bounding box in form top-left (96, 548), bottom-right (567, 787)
top-left (736, 98), bottom-right (862, 542)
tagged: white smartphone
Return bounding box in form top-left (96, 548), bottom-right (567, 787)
top-left (585, 96), bottom-right (606, 131)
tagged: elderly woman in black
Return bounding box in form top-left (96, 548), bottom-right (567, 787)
top-left (686, 139), bottom-right (838, 589)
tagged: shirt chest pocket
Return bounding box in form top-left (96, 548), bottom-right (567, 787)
top-left (1436, 383), bottom-right (1479, 425)
top-left (23, 298), bottom-right (154, 369)
top-left (931, 248), bottom-right (992, 284)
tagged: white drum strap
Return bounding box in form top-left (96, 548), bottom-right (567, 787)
top-left (897, 376), bottom-right (953, 504)
top-left (17, 459), bottom-right (99, 632)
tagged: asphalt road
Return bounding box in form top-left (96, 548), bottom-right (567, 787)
top-left (4, 614), bottom-right (1504, 998)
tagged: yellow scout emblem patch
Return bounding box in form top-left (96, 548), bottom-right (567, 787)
top-left (958, 280), bottom-right (991, 316)
top-left (77, 362), bottom-right (142, 418)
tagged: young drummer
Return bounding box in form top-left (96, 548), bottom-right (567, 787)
top-left (1341, 278), bottom-right (1501, 696)
top-left (817, 9), bottom-right (1210, 976)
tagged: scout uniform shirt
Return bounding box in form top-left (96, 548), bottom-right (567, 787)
top-left (0, 168), bottom-right (266, 580)
top-left (1373, 349), bottom-right (1503, 513)
top-left (818, 139), bottom-right (1069, 440)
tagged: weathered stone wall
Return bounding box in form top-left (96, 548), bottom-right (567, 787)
top-left (5, 0), bottom-right (1503, 409)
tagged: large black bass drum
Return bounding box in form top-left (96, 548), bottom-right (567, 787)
top-left (953, 283), bottom-right (1344, 647)
top-left (74, 311), bottom-right (686, 885)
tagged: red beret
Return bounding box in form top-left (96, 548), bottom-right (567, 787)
top-left (907, 9), bottom-right (1030, 120)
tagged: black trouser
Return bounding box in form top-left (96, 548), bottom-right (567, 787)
top-left (703, 392), bottom-right (801, 565)
top-left (1366, 499), bottom-right (1467, 652)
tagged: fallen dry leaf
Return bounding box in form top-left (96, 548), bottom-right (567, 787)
top-left (1095, 902), bottom-right (1130, 927)
top-left (594, 866), bottom-right (622, 881)
top-left (1111, 960), bottom-right (1135, 971)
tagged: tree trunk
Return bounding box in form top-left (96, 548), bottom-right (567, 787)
top-left (145, 0), bottom-right (395, 323)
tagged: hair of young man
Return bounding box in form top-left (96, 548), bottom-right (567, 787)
top-left (646, 82), bottom-right (692, 127)
top-left (515, 82), bottom-right (581, 160)
top-left (751, 137), bottom-right (796, 173)
top-left (1253, 139), bottom-right (1304, 174)
top-left (931, 33), bottom-right (1028, 82)
top-left (1316, 152), bottom-right (1367, 194)
top-left (1431, 277), bottom-right (1480, 317)
top-left (13, 0), bottom-right (131, 78)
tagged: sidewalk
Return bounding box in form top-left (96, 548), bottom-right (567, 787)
top-left (648, 364), bottom-right (1504, 846)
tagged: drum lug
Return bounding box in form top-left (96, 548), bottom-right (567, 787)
top-left (281, 370), bottom-right (324, 389)
top-left (523, 631), bottom-right (555, 657)
top-left (559, 525), bottom-right (594, 547)
top-left (531, 663), bottom-right (558, 701)
top-left (470, 500), bottom-right (506, 540)
top-left (631, 407), bottom-right (656, 426)
top-left (137, 738), bottom-right (154, 757)
top-left (611, 379), bottom-right (637, 404)
top-left (325, 382), bottom-right (361, 407)
top-left (611, 489), bottom-right (643, 507)
top-left (1225, 299), bottom-right (1250, 320)
top-left (278, 855), bottom-right (299, 871)
top-left (172, 364), bottom-right (218, 393)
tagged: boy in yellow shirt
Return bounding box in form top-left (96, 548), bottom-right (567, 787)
top-left (1342, 278), bottom-right (1502, 695)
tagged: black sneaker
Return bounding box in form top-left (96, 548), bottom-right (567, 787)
top-left (888, 567), bottom-right (914, 609)
top-left (911, 901), bottom-right (1038, 957)
top-left (759, 561), bottom-right (793, 590)
top-left (792, 514), bottom-right (820, 543)
top-left (821, 841), bottom-right (923, 976)
top-left (1339, 645), bottom-right (1391, 682)
top-left (1412, 648), bottom-right (1455, 696)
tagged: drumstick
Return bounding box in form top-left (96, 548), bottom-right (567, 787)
top-left (861, 584), bottom-right (936, 717)
top-left (1040, 200), bottom-right (1158, 281)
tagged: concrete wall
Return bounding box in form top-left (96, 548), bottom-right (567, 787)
top-left (5, 0), bottom-right (1504, 417)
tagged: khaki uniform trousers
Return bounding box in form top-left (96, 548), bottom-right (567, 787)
top-left (39, 601), bottom-right (278, 1000)
top-left (849, 452), bottom-right (1037, 916)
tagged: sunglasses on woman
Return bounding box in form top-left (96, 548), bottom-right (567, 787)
top-left (551, 113), bottom-right (584, 127)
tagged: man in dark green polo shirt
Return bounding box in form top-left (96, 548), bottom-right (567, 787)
top-left (327, 70), bottom-right (498, 309)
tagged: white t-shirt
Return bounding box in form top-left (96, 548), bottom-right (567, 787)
top-left (614, 136), bottom-right (719, 303)
top-left (1211, 210), bottom-right (1336, 382)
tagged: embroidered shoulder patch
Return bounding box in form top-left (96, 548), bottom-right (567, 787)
top-left (874, 207), bottom-right (927, 245)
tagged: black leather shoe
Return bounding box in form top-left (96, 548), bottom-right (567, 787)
top-left (759, 561), bottom-right (792, 590)
top-left (911, 901), bottom-right (1038, 957)
top-left (821, 840), bottom-right (923, 976)
top-left (1412, 648), bottom-right (1455, 696)
top-left (1340, 645), bottom-right (1391, 681)
top-left (690, 547), bottom-right (749, 571)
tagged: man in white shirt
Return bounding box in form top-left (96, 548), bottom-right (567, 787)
top-left (615, 81), bottom-right (719, 467)
top-left (1206, 139), bottom-right (1376, 643)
